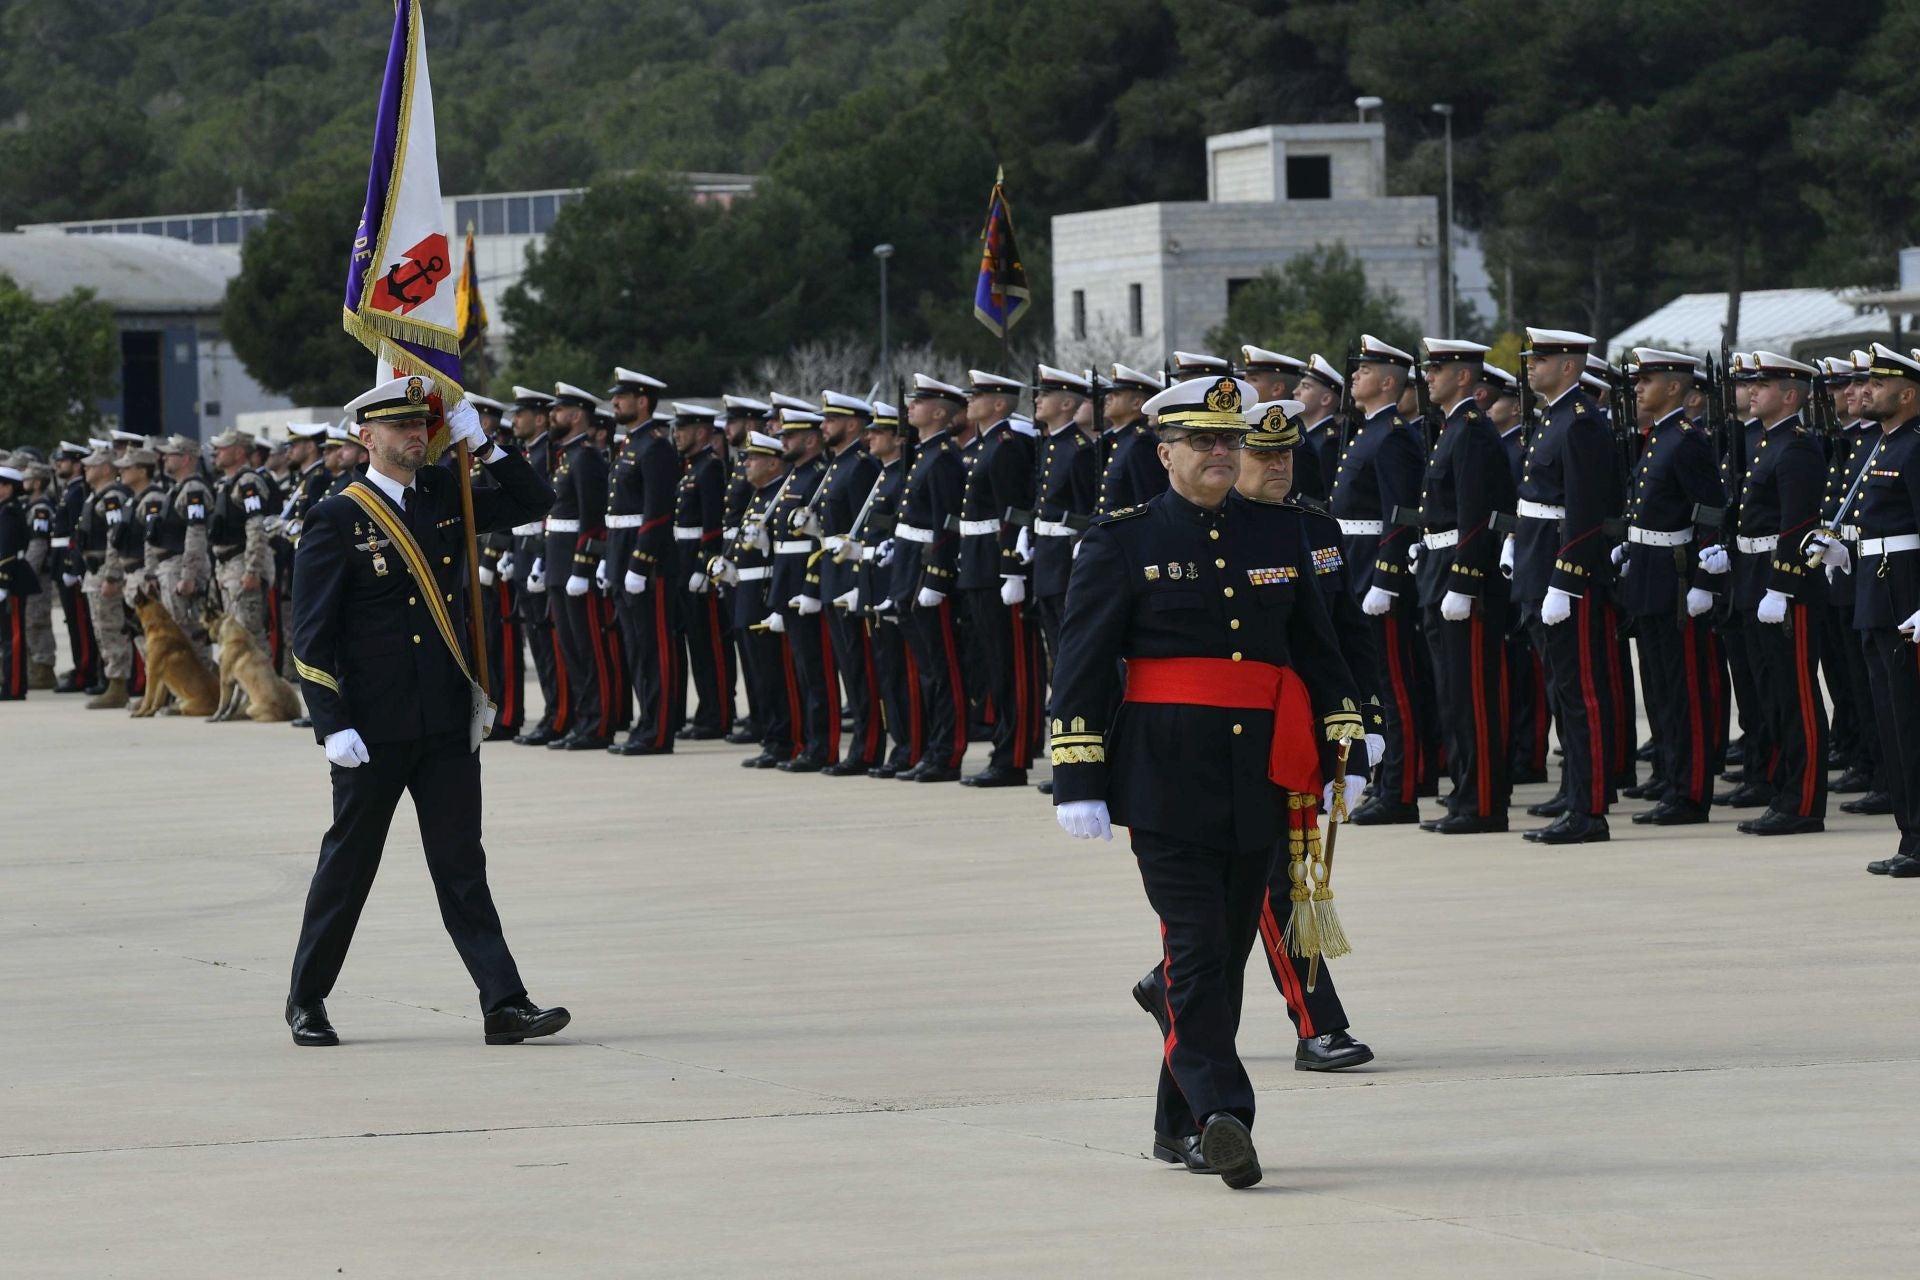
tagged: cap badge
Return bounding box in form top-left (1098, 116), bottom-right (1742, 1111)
top-left (405, 377), bottom-right (426, 404)
top-left (1204, 378), bottom-right (1240, 413)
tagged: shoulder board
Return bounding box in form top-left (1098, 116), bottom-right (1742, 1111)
top-left (1286, 494), bottom-right (1331, 516)
top-left (1241, 496), bottom-right (1301, 512)
top-left (1573, 401), bottom-right (1587, 414)
top-left (1094, 505), bottom-right (1147, 524)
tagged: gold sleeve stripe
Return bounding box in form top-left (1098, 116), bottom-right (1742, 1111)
top-left (1050, 733), bottom-right (1105, 746)
top-left (294, 657), bottom-right (339, 695)
top-left (1051, 743), bottom-right (1106, 765)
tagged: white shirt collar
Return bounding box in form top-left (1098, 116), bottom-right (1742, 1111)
top-left (365, 466), bottom-right (414, 509)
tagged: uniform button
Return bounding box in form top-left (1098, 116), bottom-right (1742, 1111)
top-left (1230, 618), bottom-right (1240, 630)
top-left (447, 592), bottom-right (455, 602)
top-left (1231, 651), bottom-right (1243, 661)
top-left (412, 634), bottom-right (422, 644)
top-left (1223, 586), bottom-right (1234, 597)
top-left (1215, 558), bottom-right (1225, 568)
top-left (1232, 723), bottom-right (1244, 735)
top-left (1209, 530), bottom-right (1220, 540)
top-left (408, 596), bottom-right (417, 605)
top-left (442, 556), bottom-right (452, 564)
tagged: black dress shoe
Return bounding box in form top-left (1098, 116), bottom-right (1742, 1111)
top-left (483, 999), bottom-right (571, 1045)
top-left (1887, 856), bottom-right (1920, 878)
top-left (1525, 794), bottom-right (1568, 818)
top-left (286, 999), bottom-right (339, 1047)
top-left (290, 715), bottom-right (313, 729)
top-left (893, 762), bottom-right (928, 781)
top-left (1295, 1030), bottom-right (1374, 1071)
top-left (1132, 971), bottom-right (1170, 1039)
top-left (1349, 798), bottom-right (1419, 826)
top-left (820, 761), bottom-right (867, 776)
top-left (616, 739), bottom-right (672, 756)
top-left (913, 766), bottom-right (961, 783)
top-left (1198, 1113), bottom-right (1262, 1189)
top-left (741, 751), bottom-right (781, 769)
top-left (1152, 1132), bottom-right (1215, 1173)
top-left (1428, 813), bottom-right (1508, 835)
top-left (514, 727), bottom-right (558, 746)
top-left (55, 670), bottom-right (83, 693)
top-left (1510, 766), bottom-right (1549, 785)
top-left (1713, 781), bottom-right (1770, 808)
top-left (1621, 779), bottom-right (1664, 800)
top-left (1832, 766), bottom-right (1874, 795)
top-left (866, 766), bottom-right (898, 779)
top-left (1842, 791), bottom-right (1893, 815)
top-left (960, 766), bottom-right (1028, 788)
top-left (683, 726), bottom-right (722, 740)
top-left (779, 755), bottom-right (825, 773)
top-left (557, 734), bottom-right (611, 751)
top-left (1868, 855), bottom-right (1899, 875)
top-left (1726, 741), bottom-right (1746, 766)
top-left (1737, 809), bottom-right (1824, 836)
top-left (487, 725), bottom-right (520, 742)
top-left (723, 728), bottom-right (758, 745)
top-left (1036, 780), bottom-right (1054, 795)
top-left (1632, 799), bottom-right (1708, 825)
top-left (1524, 812), bottom-right (1610, 844)
top-left (1636, 740), bottom-right (1657, 762)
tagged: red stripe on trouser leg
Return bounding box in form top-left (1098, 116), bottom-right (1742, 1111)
top-left (1159, 919), bottom-right (1179, 1060)
top-left (1258, 888), bottom-right (1315, 1038)
top-left (1604, 606), bottom-right (1628, 774)
top-left (8, 601), bottom-right (23, 695)
top-left (590, 595), bottom-right (614, 738)
top-left (1382, 611), bottom-right (1418, 803)
top-left (1794, 604), bottom-right (1818, 815)
top-left (1009, 601), bottom-right (1032, 769)
top-left (1470, 614), bottom-right (1491, 815)
top-left (1575, 595), bottom-right (1606, 812)
top-left (1681, 620), bottom-right (1705, 802)
top-left (708, 594), bottom-right (730, 731)
top-left (780, 633), bottom-right (803, 760)
top-left (1532, 651), bottom-right (1548, 766)
top-left (551, 631), bottom-right (570, 731)
top-left (653, 586), bottom-right (673, 747)
top-left (903, 635), bottom-right (924, 762)
top-left (75, 593), bottom-right (93, 669)
top-left (938, 600), bottom-right (967, 767)
top-left (498, 584), bottom-right (518, 729)
top-left (819, 613), bottom-right (841, 762)
top-left (859, 623), bottom-right (881, 762)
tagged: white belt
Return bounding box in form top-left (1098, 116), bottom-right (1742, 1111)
top-left (1338, 519), bottom-right (1384, 536)
top-left (959, 518), bottom-right (1001, 537)
top-left (546, 518), bottom-right (581, 533)
top-left (1516, 499), bottom-right (1565, 521)
top-left (510, 522), bottom-right (544, 537)
top-left (774, 539), bottom-right (813, 554)
top-left (1421, 529), bottom-right (1459, 550)
top-left (1628, 525), bottom-right (1693, 548)
top-left (1034, 519), bottom-right (1076, 537)
top-left (673, 526), bottom-right (704, 541)
top-left (736, 566), bottom-right (771, 581)
top-left (1861, 534), bottom-right (1920, 557)
top-left (605, 513), bottom-right (645, 529)
top-left (823, 535), bottom-right (846, 553)
top-left (1839, 524), bottom-right (1861, 542)
top-left (860, 544), bottom-right (881, 561)
top-left (895, 524), bottom-right (934, 544)
top-left (1735, 534), bottom-right (1779, 554)
top-left (50, 536), bottom-right (70, 548)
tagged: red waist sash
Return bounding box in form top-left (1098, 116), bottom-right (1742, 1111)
top-left (1123, 656), bottom-right (1320, 794)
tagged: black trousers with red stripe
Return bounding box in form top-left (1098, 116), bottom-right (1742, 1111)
top-left (903, 597), bottom-right (967, 770)
top-left (1508, 628), bottom-right (1548, 775)
top-left (1133, 827), bottom-right (1271, 1138)
top-left (1426, 593), bottom-right (1511, 819)
top-left (1370, 603), bottom-right (1426, 806)
top-left (1719, 611), bottom-right (1762, 770)
top-left (1255, 883), bottom-right (1348, 1038)
top-left (1745, 603), bottom-right (1827, 819)
top-left (616, 581), bottom-right (679, 750)
top-left (682, 585), bottom-right (734, 735)
top-left (870, 615), bottom-right (922, 771)
top-left (964, 588), bottom-right (1042, 773)
top-left (483, 581), bottom-right (523, 733)
top-left (1535, 594), bottom-right (1617, 818)
top-left (738, 618), bottom-right (794, 758)
top-left (550, 589), bottom-right (613, 740)
top-left (828, 605), bottom-right (882, 767)
top-left (518, 583), bottom-right (567, 735)
top-left (1863, 627), bottom-right (1920, 859)
top-left (782, 605), bottom-right (840, 763)
top-left (1635, 611), bottom-right (1723, 807)
top-left (60, 578), bottom-right (98, 686)
top-left (1, 595), bottom-right (27, 699)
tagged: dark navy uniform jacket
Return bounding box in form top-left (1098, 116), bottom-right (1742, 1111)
top-left (1851, 417), bottom-right (1920, 629)
top-left (0, 496), bottom-right (41, 596)
top-left (1096, 420), bottom-right (1167, 517)
top-left (724, 475), bottom-right (784, 630)
top-left (816, 444), bottom-right (880, 603)
top-left (545, 432), bottom-right (607, 584)
top-left (1823, 420), bottom-right (1876, 603)
top-left (1732, 412), bottom-right (1824, 611)
top-left (891, 430), bottom-right (963, 603)
top-left (610, 425), bottom-right (678, 581)
top-left (1034, 425), bottom-right (1095, 599)
top-left (852, 457), bottom-right (905, 611)
top-left (1618, 409), bottom-right (1725, 617)
top-left (291, 450), bottom-right (552, 744)
top-left (1048, 488), bottom-right (1362, 854)
top-left (1513, 386), bottom-right (1617, 605)
top-left (957, 420), bottom-right (1034, 591)
top-left (674, 448), bottom-right (726, 585)
top-left (1329, 404), bottom-right (1424, 600)
top-left (767, 456), bottom-right (826, 607)
top-left (1415, 398), bottom-right (1514, 608)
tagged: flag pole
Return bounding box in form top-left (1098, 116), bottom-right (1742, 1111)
top-left (455, 439), bottom-right (489, 698)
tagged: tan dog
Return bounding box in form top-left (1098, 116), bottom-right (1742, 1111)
top-left (131, 592), bottom-right (219, 717)
top-left (207, 610), bottom-right (302, 723)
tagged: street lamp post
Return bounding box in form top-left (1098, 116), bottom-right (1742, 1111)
top-left (873, 243), bottom-right (895, 392)
top-left (1432, 103), bottom-right (1454, 338)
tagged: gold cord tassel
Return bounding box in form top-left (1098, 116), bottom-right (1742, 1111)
top-left (1305, 742), bottom-right (1356, 990)
top-left (1282, 793), bottom-right (1320, 960)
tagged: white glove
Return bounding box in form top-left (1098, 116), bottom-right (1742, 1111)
top-left (917, 586), bottom-right (946, 609)
top-left (324, 728), bottom-right (370, 769)
top-left (1498, 535), bottom-right (1515, 580)
top-left (1055, 799), bottom-right (1113, 841)
top-left (1756, 588), bottom-right (1789, 625)
top-left (1015, 525), bottom-right (1035, 565)
top-left (689, 572), bottom-right (710, 594)
top-left (445, 400), bottom-right (488, 454)
top-left (63, 572), bottom-right (80, 588)
top-left (1900, 607), bottom-right (1920, 640)
top-left (1440, 590), bottom-right (1473, 622)
top-left (876, 538), bottom-right (895, 567)
top-left (796, 508), bottom-right (824, 538)
top-left (1364, 732), bottom-right (1385, 769)
top-left (1699, 544), bottom-right (1730, 575)
top-left (477, 563), bottom-right (496, 587)
top-left (0, 587), bottom-right (8, 603)
top-left (497, 552), bottom-right (515, 580)
top-left (1001, 575), bottom-right (1027, 606)
top-left (834, 587), bottom-right (859, 610)
top-left (1407, 541), bottom-right (1425, 566)
top-left (1610, 543), bottom-right (1627, 566)
top-left (1808, 534), bottom-right (1851, 573)
top-left (1686, 587), bottom-right (1714, 617)
top-left (835, 538), bottom-right (862, 564)
top-left (625, 570), bottom-right (647, 594)
top-left (565, 574), bottom-right (589, 597)
top-left (1361, 585), bottom-right (1395, 616)
top-left (747, 524), bottom-right (771, 555)
top-left (766, 612), bottom-right (786, 634)
top-left (823, 535), bottom-right (846, 555)
top-left (875, 598), bottom-right (895, 614)
top-left (1322, 774), bottom-right (1369, 816)
top-left (713, 558), bottom-right (740, 587)
top-left (526, 559), bottom-right (546, 593)
top-left (595, 559), bottom-right (610, 592)
top-left (1541, 586), bottom-right (1573, 626)
top-left (791, 594), bottom-right (822, 616)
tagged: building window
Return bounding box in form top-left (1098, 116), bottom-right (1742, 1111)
top-left (1072, 290), bottom-right (1087, 341)
top-left (1227, 277), bottom-right (1256, 306)
top-left (1286, 155), bottom-right (1332, 200)
top-left (481, 198), bottom-right (505, 235)
top-left (216, 216), bottom-right (240, 244)
top-left (507, 196), bottom-right (531, 234)
top-left (166, 220), bottom-right (190, 240)
top-left (532, 194), bottom-right (559, 233)
top-left (1128, 283), bottom-right (1144, 337)
top-left (191, 218), bottom-right (215, 245)
top-left (141, 221), bottom-right (163, 236)
top-left (455, 199), bottom-right (480, 233)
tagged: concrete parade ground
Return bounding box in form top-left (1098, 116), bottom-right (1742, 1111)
top-left (6, 674), bottom-right (1919, 1278)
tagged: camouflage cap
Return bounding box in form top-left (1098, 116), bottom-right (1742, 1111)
top-left (208, 428), bottom-right (254, 450)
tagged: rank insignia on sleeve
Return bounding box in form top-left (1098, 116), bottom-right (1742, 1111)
top-left (1246, 566), bottom-right (1298, 586)
top-left (1168, 562), bottom-right (1182, 579)
top-left (1143, 564), bottom-right (1160, 582)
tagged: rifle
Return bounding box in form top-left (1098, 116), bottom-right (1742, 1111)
top-left (1518, 350), bottom-right (1537, 454)
top-left (1338, 344), bottom-right (1360, 454)
top-left (1413, 356), bottom-right (1442, 453)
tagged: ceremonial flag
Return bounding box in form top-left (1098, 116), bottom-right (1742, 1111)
top-left (342, 0), bottom-right (463, 455)
top-left (454, 223), bottom-right (490, 386)
top-left (973, 166), bottom-right (1031, 339)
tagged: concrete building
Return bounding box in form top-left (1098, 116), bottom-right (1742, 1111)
top-left (1051, 123), bottom-right (1441, 361)
top-left (1607, 288), bottom-right (1891, 365)
top-left (0, 232), bottom-right (289, 439)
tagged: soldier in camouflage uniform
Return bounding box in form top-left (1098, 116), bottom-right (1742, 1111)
top-left (151, 436), bottom-right (215, 665)
top-left (207, 429), bottom-right (274, 655)
top-left (21, 458), bottom-right (59, 688)
top-left (76, 447), bottom-right (134, 708)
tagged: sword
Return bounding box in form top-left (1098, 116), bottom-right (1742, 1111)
top-left (1806, 432), bottom-right (1882, 568)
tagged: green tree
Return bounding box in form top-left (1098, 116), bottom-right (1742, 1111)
top-left (0, 275), bottom-right (119, 452)
top-left (1204, 244), bottom-right (1417, 361)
